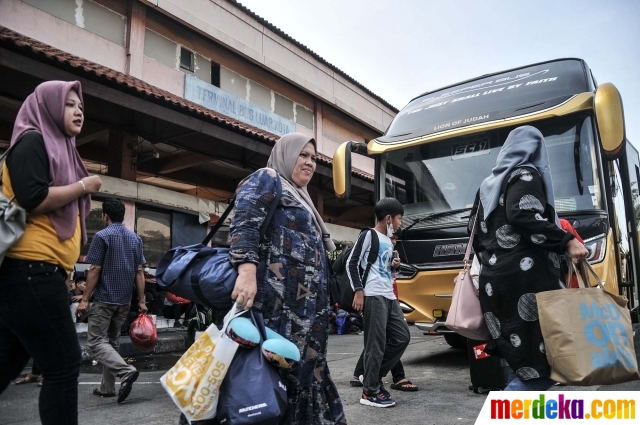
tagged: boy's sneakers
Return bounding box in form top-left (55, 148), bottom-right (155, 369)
top-left (360, 389), bottom-right (396, 408)
top-left (378, 381), bottom-right (391, 399)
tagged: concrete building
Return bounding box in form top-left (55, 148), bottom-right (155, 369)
top-left (0, 0), bottom-right (397, 265)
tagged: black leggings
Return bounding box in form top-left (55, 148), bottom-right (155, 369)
top-left (0, 258), bottom-right (81, 425)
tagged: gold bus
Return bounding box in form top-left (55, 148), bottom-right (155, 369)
top-left (333, 58), bottom-right (638, 348)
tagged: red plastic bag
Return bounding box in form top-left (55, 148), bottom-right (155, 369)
top-left (166, 292), bottom-right (190, 305)
top-left (130, 314), bottom-right (158, 353)
top-left (559, 219), bottom-right (585, 288)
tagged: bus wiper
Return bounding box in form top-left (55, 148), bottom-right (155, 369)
top-left (403, 207), bottom-right (473, 233)
top-left (574, 126), bottom-right (584, 195)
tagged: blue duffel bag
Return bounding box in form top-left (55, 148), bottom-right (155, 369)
top-left (156, 174), bottom-right (282, 309)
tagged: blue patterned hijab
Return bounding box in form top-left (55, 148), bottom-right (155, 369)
top-left (479, 126), bottom-right (559, 225)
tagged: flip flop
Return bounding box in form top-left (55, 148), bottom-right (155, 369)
top-left (117, 370), bottom-right (139, 403)
top-left (93, 388), bottom-right (115, 397)
top-left (15, 374), bottom-right (42, 385)
top-left (390, 379), bottom-right (419, 392)
top-left (350, 376), bottom-right (363, 387)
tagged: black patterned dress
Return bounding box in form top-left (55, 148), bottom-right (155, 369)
top-left (230, 168), bottom-right (346, 425)
top-left (470, 166), bottom-right (574, 380)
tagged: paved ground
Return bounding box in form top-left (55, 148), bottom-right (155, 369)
top-left (2, 325), bottom-right (639, 425)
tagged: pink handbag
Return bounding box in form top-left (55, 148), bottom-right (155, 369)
top-left (445, 215), bottom-right (491, 341)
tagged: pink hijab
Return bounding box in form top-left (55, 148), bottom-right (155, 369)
top-left (11, 80), bottom-right (91, 243)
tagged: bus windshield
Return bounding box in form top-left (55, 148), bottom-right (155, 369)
top-left (380, 59), bottom-right (588, 143)
top-left (382, 115), bottom-right (602, 230)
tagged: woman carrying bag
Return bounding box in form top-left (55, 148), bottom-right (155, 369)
top-left (0, 81), bottom-right (101, 424)
top-left (469, 126), bottom-right (587, 391)
top-left (229, 133), bottom-right (346, 424)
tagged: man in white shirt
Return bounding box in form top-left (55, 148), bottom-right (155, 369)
top-left (347, 198), bottom-right (410, 408)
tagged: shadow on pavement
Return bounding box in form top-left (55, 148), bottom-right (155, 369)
top-left (80, 354), bottom-right (182, 374)
top-left (403, 347), bottom-right (468, 368)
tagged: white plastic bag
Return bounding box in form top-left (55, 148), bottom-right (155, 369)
top-left (470, 255), bottom-right (481, 290)
top-left (160, 303), bottom-right (243, 423)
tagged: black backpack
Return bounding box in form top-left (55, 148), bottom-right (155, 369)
top-left (332, 229), bottom-right (379, 311)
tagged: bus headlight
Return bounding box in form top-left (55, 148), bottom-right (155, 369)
top-left (396, 263), bottom-right (417, 280)
top-left (399, 301), bottom-right (415, 314)
top-left (584, 234), bottom-right (606, 264)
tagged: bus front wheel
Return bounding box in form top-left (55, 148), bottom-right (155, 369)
top-left (443, 333), bottom-right (467, 349)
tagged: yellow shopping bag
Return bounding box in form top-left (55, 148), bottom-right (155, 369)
top-left (161, 303), bottom-right (243, 422)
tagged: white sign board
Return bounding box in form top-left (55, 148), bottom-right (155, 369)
top-left (184, 75), bottom-right (294, 137)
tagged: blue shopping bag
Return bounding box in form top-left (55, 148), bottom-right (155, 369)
top-left (336, 316), bottom-right (349, 335)
top-left (217, 311), bottom-right (288, 425)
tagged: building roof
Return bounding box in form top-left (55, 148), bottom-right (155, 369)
top-left (0, 27), bottom-right (373, 181)
top-left (229, 0), bottom-right (399, 114)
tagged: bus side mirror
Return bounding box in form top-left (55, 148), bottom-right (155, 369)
top-left (595, 83), bottom-right (626, 159)
top-left (333, 141), bottom-right (355, 201)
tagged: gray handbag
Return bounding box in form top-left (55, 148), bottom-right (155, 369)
top-left (0, 141), bottom-right (27, 268)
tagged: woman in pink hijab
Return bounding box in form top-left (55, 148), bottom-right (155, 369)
top-left (0, 80), bottom-right (102, 424)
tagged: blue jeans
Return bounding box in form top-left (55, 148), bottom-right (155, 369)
top-left (504, 370), bottom-right (555, 391)
top-left (0, 258), bottom-right (81, 425)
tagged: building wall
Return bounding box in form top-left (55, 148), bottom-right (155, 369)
top-left (0, 0), bottom-right (127, 72)
top-left (143, 15), bottom-right (318, 133)
top-left (0, 0), bottom-right (381, 172)
top-left (323, 118), bottom-right (370, 172)
top-left (140, 0), bottom-right (396, 132)
top-left (21, 0), bottom-right (128, 46)
top-left (98, 174), bottom-right (363, 246)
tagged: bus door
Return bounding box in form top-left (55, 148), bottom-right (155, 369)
top-left (619, 143), bottom-right (640, 309)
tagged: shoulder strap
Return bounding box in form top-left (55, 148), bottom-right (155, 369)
top-left (260, 174), bottom-right (282, 241)
top-left (464, 214), bottom-right (478, 264)
top-left (202, 199), bottom-right (235, 246)
top-left (361, 229), bottom-right (379, 286)
top-left (201, 173), bottom-right (282, 246)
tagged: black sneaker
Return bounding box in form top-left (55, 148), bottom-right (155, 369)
top-left (117, 370), bottom-right (139, 403)
top-left (360, 390), bottom-right (396, 408)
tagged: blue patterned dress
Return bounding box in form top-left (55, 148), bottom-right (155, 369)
top-left (230, 168), bottom-right (346, 425)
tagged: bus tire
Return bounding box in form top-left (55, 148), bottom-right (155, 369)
top-left (443, 332), bottom-right (467, 349)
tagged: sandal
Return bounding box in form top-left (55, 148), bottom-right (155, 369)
top-left (390, 379), bottom-right (419, 392)
top-left (350, 375), bottom-right (363, 387)
top-left (117, 370), bottom-right (139, 403)
top-left (15, 373), bottom-right (42, 385)
top-left (93, 388), bottom-right (115, 397)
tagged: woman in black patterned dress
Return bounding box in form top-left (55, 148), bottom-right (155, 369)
top-left (470, 126), bottom-right (588, 391)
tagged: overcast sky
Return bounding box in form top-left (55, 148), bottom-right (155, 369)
top-left (238, 0), bottom-right (639, 147)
